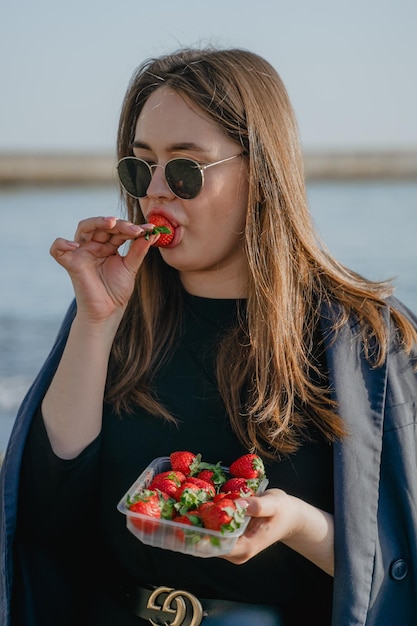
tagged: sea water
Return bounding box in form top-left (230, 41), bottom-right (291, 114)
top-left (1, 181), bottom-right (416, 453)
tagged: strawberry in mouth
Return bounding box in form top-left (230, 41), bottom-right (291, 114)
top-left (144, 214), bottom-right (175, 247)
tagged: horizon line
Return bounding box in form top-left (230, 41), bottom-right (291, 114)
top-left (0, 148), bottom-right (416, 183)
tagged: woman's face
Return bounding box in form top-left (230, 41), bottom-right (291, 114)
top-left (133, 87), bottom-right (249, 297)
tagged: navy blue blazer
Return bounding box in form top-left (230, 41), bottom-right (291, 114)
top-left (1, 298), bottom-right (417, 625)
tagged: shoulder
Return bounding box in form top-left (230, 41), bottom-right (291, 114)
top-left (386, 295), bottom-right (417, 328)
top-left (320, 294), bottom-right (417, 339)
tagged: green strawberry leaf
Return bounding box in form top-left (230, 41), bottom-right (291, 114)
top-left (198, 461), bottom-right (227, 487)
top-left (247, 478), bottom-right (260, 491)
top-left (127, 489), bottom-right (155, 506)
top-left (183, 531), bottom-right (203, 545)
top-left (209, 536), bottom-right (222, 547)
top-left (253, 456), bottom-right (266, 478)
top-left (189, 453), bottom-right (202, 476)
top-left (144, 225), bottom-right (172, 241)
top-left (175, 488), bottom-right (210, 515)
top-left (159, 495), bottom-right (176, 520)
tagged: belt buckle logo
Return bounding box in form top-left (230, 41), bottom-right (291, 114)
top-left (147, 585), bottom-right (204, 626)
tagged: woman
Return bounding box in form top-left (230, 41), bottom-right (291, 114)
top-left (1, 47), bottom-right (417, 626)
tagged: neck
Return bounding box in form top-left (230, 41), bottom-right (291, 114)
top-left (180, 268), bottom-right (248, 299)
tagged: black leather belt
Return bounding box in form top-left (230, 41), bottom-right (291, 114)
top-left (116, 579), bottom-right (285, 626)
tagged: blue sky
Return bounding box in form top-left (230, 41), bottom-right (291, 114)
top-left (1, 0), bottom-right (416, 152)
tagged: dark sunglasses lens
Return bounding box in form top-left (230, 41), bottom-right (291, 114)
top-left (117, 159), bottom-right (151, 198)
top-left (165, 159), bottom-right (203, 199)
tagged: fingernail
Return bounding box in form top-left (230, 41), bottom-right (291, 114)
top-left (129, 224), bottom-right (143, 233)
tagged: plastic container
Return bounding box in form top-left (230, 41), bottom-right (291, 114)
top-left (117, 456), bottom-right (268, 558)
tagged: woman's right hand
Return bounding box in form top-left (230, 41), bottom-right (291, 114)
top-left (43, 216), bottom-right (160, 458)
top-left (50, 216), bottom-right (157, 322)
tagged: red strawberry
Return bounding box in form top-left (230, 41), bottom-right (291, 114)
top-left (229, 454), bottom-right (265, 480)
top-left (198, 498), bottom-right (246, 533)
top-left (174, 482), bottom-right (211, 515)
top-left (170, 451), bottom-right (201, 476)
top-left (149, 470), bottom-right (186, 498)
top-left (220, 477), bottom-right (258, 498)
top-left (198, 500), bottom-right (216, 512)
top-left (173, 511), bottom-right (203, 541)
top-left (156, 469), bottom-right (187, 483)
top-left (158, 492), bottom-right (176, 520)
top-left (196, 461), bottom-right (227, 488)
top-left (173, 511), bottom-right (202, 526)
top-left (212, 492), bottom-right (231, 503)
top-left (146, 215), bottom-right (175, 247)
top-left (127, 489), bottom-right (164, 533)
top-left (196, 469), bottom-right (216, 486)
top-left (184, 476), bottom-right (216, 498)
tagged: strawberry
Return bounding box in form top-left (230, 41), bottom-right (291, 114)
top-left (220, 477), bottom-right (258, 498)
top-left (174, 482), bottom-right (212, 515)
top-left (127, 489), bottom-right (161, 516)
top-left (229, 454), bottom-right (265, 480)
top-left (198, 498), bottom-right (246, 533)
top-left (149, 470), bottom-right (186, 498)
top-left (197, 500), bottom-right (216, 512)
top-left (170, 451), bottom-right (201, 476)
top-left (196, 469), bottom-right (216, 486)
top-left (196, 461), bottom-right (227, 488)
top-left (145, 214), bottom-right (175, 247)
top-left (157, 469), bottom-right (187, 483)
top-left (173, 511), bottom-right (203, 542)
top-left (127, 489), bottom-right (173, 533)
top-left (212, 492), bottom-right (231, 503)
top-left (123, 450), bottom-right (268, 542)
top-left (158, 492), bottom-right (176, 520)
top-left (184, 476), bottom-right (216, 498)
top-left (173, 511), bottom-right (202, 526)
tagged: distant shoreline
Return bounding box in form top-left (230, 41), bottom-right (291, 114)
top-left (0, 150), bottom-right (417, 184)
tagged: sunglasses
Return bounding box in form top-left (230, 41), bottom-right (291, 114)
top-left (117, 153), bottom-right (242, 200)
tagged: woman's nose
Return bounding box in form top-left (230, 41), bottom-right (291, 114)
top-left (146, 164), bottom-right (174, 199)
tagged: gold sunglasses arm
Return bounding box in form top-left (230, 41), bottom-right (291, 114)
top-left (201, 153), bottom-right (242, 171)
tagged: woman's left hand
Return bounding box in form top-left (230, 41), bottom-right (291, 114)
top-left (223, 489), bottom-right (334, 577)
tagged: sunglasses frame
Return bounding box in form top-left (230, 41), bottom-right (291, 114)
top-left (117, 153), bottom-right (242, 200)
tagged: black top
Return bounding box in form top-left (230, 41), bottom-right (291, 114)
top-left (19, 292), bottom-right (334, 625)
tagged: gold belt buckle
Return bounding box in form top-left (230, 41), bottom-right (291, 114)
top-left (146, 585), bottom-right (204, 626)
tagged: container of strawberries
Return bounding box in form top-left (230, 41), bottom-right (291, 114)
top-left (117, 451), bottom-right (269, 558)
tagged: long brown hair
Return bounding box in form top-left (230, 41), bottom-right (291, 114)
top-left (106, 47), bottom-right (416, 457)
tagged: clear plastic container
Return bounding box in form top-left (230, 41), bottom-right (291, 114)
top-left (117, 456), bottom-right (268, 558)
